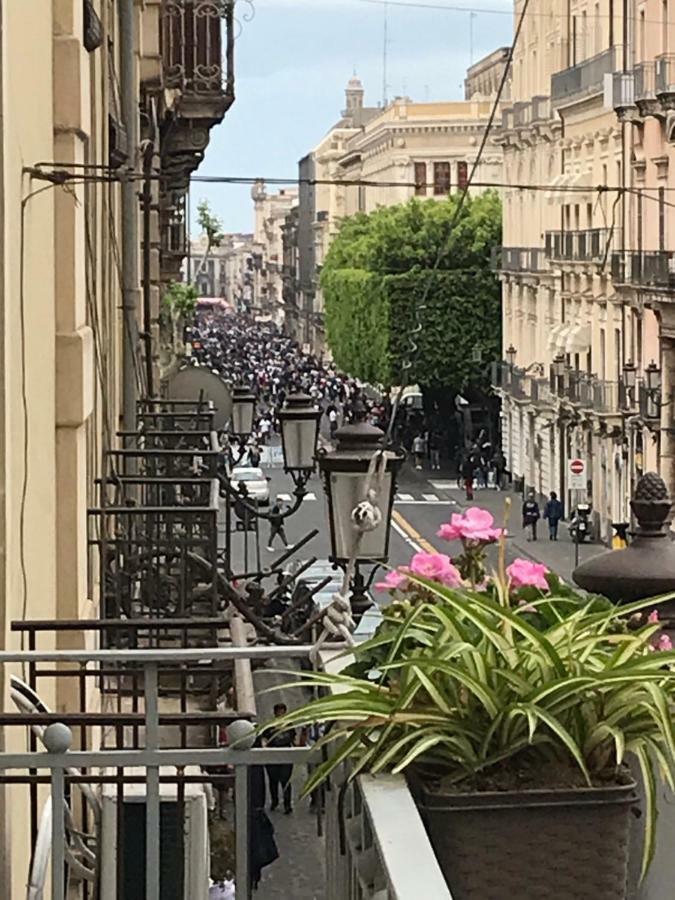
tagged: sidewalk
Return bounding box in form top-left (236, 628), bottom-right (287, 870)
top-left (402, 462), bottom-right (607, 585)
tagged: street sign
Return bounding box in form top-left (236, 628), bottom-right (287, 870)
top-left (568, 458), bottom-right (586, 490)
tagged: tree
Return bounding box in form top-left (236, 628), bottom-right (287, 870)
top-left (158, 280), bottom-right (199, 384)
top-left (193, 199), bottom-right (225, 281)
top-left (321, 191), bottom-right (502, 393)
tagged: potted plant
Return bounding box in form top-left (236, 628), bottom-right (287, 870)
top-left (267, 506), bottom-right (675, 900)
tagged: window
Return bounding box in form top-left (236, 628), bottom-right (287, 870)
top-left (663, 0), bottom-right (669, 53)
top-left (659, 186), bottom-right (666, 249)
top-left (600, 329), bottom-right (606, 379)
top-left (594, 2), bottom-right (600, 53)
top-left (414, 162), bottom-right (427, 196)
top-left (457, 160), bottom-right (468, 192)
top-left (433, 162), bottom-right (451, 195)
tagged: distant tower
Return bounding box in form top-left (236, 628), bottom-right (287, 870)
top-left (251, 179), bottom-right (267, 244)
top-left (343, 75), bottom-right (364, 118)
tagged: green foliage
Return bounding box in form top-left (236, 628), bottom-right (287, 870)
top-left (321, 192), bottom-right (501, 389)
top-left (162, 280), bottom-right (199, 319)
top-left (197, 199), bottom-right (224, 248)
top-left (267, 586), bottom-right (675, 880)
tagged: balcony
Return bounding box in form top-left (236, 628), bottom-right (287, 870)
top-left (611, 250), bottom-right (675, 290)
top-left (513, 100), bottom-right (532, 127)
top-left (494, 246), bottom-right (547, 273)
top-left (531, 95), bottom-right (552, 121)
top-left (611, 71), bottom-right (639, 120)
top-left (545, 228), bottom-right (619, 263)
top-left (656, 53), bottom-right (675, 108)
top-left (160, 1), bottom-right (235, 195)
top-left (554, 370), bottom-right (623, 413)
top-left (551, 48), bottom-right (615, 106)
top-left (492, 362), bottom-right (556, 407)
top-left (634, 61), bottom-right (659, 116)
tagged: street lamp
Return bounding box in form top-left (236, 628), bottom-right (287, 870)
top-left (623, 360), bottom-right (637, 391)
top-left (231, 383), bottom-right (256, 439)
top-left (277, 392), bottom-right (322, 481)
top-left (553, 353), bottom-right (566, 378)
top-left (319, 420), bottom-right (403, 567)
top-left (506, 344), bottom-right (517, 366)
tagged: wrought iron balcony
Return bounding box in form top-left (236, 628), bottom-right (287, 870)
top-left (611, 250), bottom-right (675, 289)
top-left (634, 61), bottom-right (659, 115)
top-left (556, 371), bottom-right (622, 413)
top-left (611, 71), bottom-right (638, 119)
top-left (551, 48), bottom-right (615, 105)
top-left (163, 0), bottom-right (234, 99)
top-left (493, 246), bottom-right (547, 273)
top-left (545, 228), bottom-right (618, 262)
top-left (656, 54), bottom-right (675, 103)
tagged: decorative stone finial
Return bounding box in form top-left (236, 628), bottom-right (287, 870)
top-left (631, 472), bottom-right (672, 536)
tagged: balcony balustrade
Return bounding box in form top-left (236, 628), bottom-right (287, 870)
top-left (611, 71), bottom-right (636, 113)
top-left (634, 60), bottom-right (659, 115)
top-left (611, 250), bottom-right (675, 290)
top-left (494, 246), bottom-right (547, 273)
top-left (656, 54), bottom-right (675, 101)
top-left (551, 48), bottom-right (615, 105)
top-left (513, 100), bottom-right (532, 127)
top-left (163, 0), bottom-right (233, 97)
top-left (545, 228), bottom-right (618, 263)
top-left (531, 95), bottom-right (552, 121)
top-left (554, 370), bottom-right (623, 413)
top-left (493, 363), bottom-right (556, 407)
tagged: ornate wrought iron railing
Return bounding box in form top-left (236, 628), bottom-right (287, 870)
top-left (162, 0), bottom-right (235, 97)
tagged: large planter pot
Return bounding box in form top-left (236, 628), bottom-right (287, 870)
top-left (416, 780), bottom-right (638, 900)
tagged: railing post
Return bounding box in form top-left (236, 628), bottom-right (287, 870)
top-left (235, 765), bottom-right (251, 900)
top-left (51, 767), bottom-right (66, 900)
top-left (145, 663), bottom-right (161, 900)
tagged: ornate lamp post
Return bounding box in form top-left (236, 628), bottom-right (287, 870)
top-left (574, 472), bottom-right (675, 605)
top-left (231, 383), bottom-right (256, 439)
top-left (277, 393), bottom-right (322, 486)
top-left (506, 344), bottom-right (517, 367)
top-left (622, 359), bottom-right (637, 408)
top-left (319, 417), bottom-right (404, 619)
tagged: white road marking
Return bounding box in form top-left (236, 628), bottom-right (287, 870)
top-left (277, 493), bottom-right (292, 502)
top-left (422, 493), bottom-right (439, 502)
top-left (391, 519), bottom-right (423, 553)
top-left (430, 481), bottom-right (457, 490)
top-left (396, 493), bottom-right (414, 501)
top-left (277, 492), bottom-right (317, 502)
top-left (303, 492), bottom-right (317, 501)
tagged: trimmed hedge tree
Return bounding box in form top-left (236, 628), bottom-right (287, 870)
top-left (322, 192), bottom-right (501, 391)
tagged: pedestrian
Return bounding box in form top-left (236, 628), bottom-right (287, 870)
top-left (428, 430), bottom-right (442, 471)
top-left (265, 703), bottom-right (296, 814)
top-left (412, 433), bottom-right (426, 470)
top-left (522, 490), bottom-right (541, 541)
top-left (248, 442), bottom-right (262, 467)
top-left (267, 498), bottom-right (289, 552)
top-left (327, 405), bottom-right (338, 441)
top-left (461, 453), bottom-right (476, 501)
top-left (544, 491), bottom-right (564, 540)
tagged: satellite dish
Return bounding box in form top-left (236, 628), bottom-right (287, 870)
top-left (166, 367), bottom-right (233, 431)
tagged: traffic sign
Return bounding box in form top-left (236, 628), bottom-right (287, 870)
top-left (568, 458), bottom-right (586, 489)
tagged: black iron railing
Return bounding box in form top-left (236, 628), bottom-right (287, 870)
top-left (611, 251), bottom-right (675, 288)
top-left (495, 246), bottom-right (547, 272)
top-left (162, 0), bottom-right (235, 97)
top-left (545, 228), bottom-right (618, 262)
top-left (656, 53), bottom-right (675, 93)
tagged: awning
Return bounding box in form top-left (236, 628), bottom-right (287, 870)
top-left (546, 172), bottom-right (568, 203)
top-left (565, 323), bottom-right (591, 354)
top-left (547, 322), bottom-right (571, 353)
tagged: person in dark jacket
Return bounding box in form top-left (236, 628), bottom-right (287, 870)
top-left (265, 702), bottom-right (297, 814)
top-left (266, 499), bottom-right (289, 552)
top-left (249, 738), bottom-right (279, 890)
top-left (522, 490), bottom-right (541, 541)
top-left (461, 454), bottom-right (476, 500)
top-left (543, 491), bottom-right (564, 540)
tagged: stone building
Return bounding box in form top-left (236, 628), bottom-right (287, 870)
top-left (0, 0), bottom-right (233, 889)
top-left (251, 181), bottom-right (298, 325)
top-left (496, 0), bottom-right (669, 541)
top-left (465, 46), bottom-right (511, 99)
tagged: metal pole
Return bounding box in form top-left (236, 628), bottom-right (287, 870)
top-left (235, 765), bottom-right (250, 900)
top-left (51, 768), bottom-right (65, 900)
top-left (142, 144), bottom-right (155, 398)
top-left (145, 664), bottom-right (161, 900)
top-left (119, 0), bottom-right (140, 429)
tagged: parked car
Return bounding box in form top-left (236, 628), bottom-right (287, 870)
top-left (230, 467), bottom-right (270, 505)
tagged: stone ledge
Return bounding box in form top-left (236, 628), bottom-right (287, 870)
top-left (56, 326), bottom-right (94, 427)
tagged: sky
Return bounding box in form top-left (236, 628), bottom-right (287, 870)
top-left (192, 0), bottom-right (513, 234)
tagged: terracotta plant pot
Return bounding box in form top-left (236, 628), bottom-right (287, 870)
top-left (416, 780), bottom-right (638, 900)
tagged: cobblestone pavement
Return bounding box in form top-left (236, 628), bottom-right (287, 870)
top-left (253, 664), bottom-right (326, 900)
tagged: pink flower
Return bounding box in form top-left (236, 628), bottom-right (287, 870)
top-left (648, 610), bottom-right (660, 624)
top-left (657, 634), bottom-right (673, 652)
top-left (408, 552), bottom-right (462, 588)
top-left (437, 507), bottom-right (504, 544)
top-left (507, 558), bottom-right (550, 591)
top-left (374, 569), bottom-right (408, 593)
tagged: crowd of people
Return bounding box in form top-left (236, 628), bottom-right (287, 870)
top-left (186, 310), bottom-right (390, 444)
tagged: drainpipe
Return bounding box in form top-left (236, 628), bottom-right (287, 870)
top-left (142, 136), bottom-right (155, 399)
top-left (119, 0), bottom-right (140, 431)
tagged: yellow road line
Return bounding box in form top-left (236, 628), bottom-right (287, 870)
top-left (392, 509), bottom-right (438, 555)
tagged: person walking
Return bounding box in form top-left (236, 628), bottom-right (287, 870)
top-left (522, 490), bottom-right (541, 541)
top-left (265, 703), bottom-right (296, 814)
top-left (461, 453), bottom-right (476, 501)
top-left (544, 491), bottom-right (564, 540)
top-left (428, 430), bottom-right (442, 471)
top-left (412, 432), bottom-right (426, 470)
top-left (267, 499), bottom-right (289, 552)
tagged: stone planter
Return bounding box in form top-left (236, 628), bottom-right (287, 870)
top-left (416, 780), bottom-right (638, 900)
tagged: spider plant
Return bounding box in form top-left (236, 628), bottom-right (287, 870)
top-left (267, 577), bottom-right (675, 880)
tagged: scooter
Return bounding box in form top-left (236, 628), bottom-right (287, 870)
top-left (569, 503), bottom-right (592, 543)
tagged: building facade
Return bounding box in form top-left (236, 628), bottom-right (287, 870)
top-left (251, 181), bottom-right (298, 325)
top-left (0, 0), bottom-right (233, 891)
top-left (497, 0), bottom-right (667, 542)
top-left (465, 46), bottom-right (511, 100)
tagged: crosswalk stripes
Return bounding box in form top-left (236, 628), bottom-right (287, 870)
top-left (430, 481), bottom-right (459, 491)
top-left (272, 491), bottom-right (452, 505)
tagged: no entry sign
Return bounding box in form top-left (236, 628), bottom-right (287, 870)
top-left (569, 458), bottom-right (586, 489)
